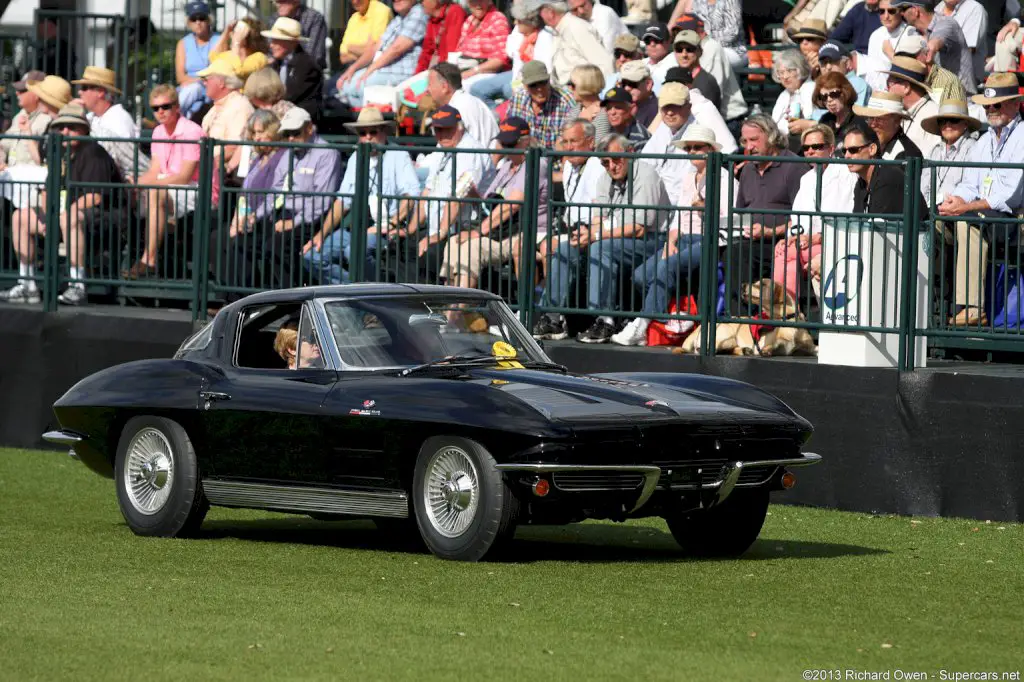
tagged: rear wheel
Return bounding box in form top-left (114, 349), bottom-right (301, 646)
top-left (412, 436), bottom-right (518, 561)
top-left (664, 488), bottom-right (769, 557)
top-left (114, 416), bottom-right (209, 537)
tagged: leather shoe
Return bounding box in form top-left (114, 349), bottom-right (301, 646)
top-left (948, 307), bottom-right (988, 327)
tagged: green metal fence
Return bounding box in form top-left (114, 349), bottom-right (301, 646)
top-left (3, 133), bottom-right (1023, 368)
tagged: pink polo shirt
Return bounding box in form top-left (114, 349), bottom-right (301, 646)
top-left (151, 116), bottom-right (203, 183)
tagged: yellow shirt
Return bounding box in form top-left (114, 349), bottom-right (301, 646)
top-left (339, 0), bottom-right (393, 59)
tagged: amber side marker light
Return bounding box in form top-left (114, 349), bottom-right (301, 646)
top-left (781, 472), bottom-right (797, 489)
top-left (532, 479), bottom-right (550, 497)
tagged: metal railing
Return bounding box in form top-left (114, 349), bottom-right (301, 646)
top-left (2, 132), bottom-right (1023, 369)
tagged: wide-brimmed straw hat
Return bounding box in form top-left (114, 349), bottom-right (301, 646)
top-left (971, 72), bottom-right (1024, 105)
top-left (48, 102), bottom-right (91, 131)
top-left (27, 75), bottom-right (72, 111)
top-left (921, 99), bottom-right (983, 135)
top-left (790, 19), bottom-right (828, 41)
top-left (880, 56), bottom-right (929, 88)
top-left (343, 107), bottom-right (396, 132)
top-left (72, 66), bottom-right (122, 95)
top-left (672, 123), bottom-right (721, 151)
top-left (261, 17), bottom-right (308, 41)
top-left (853, 91), bottom-right (911, 119)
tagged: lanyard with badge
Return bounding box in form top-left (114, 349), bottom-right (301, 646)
top-left (983, 116), bottom-right (1020, 198)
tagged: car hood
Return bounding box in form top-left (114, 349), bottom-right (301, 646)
top-left (465, 368), bottom-right (806, 430)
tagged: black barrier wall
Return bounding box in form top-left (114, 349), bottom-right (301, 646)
top-left (3, 306), bottom-right (1021, 523)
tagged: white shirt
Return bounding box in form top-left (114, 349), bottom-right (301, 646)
top-left (590, 1), bottom-right (630, 54)
top-left (449, 89), bottom-right (499, 151)
top-left (423, 134), bottom-right (495, 236)
top-left (790, 163), bottom-right (858, 234)
top-left (88, 102), bottom-right (150, 177)
top-left (771, 82), bottom-right (815, 136)
top-left (903, 96), bottom-right (942, 159)
top-left (640, 118), bottom-right (695, 205)
top-left (562, 156), bottom-right (605, 227)
top-left (647, 55), bottom-right (674, 93)
top-left (933, 0), bottom-right (988, 82)
top-left (699, 34), bottom-right (748, 121)
top-left (864, 23), bottom-right (921, 92)
top-left (689, 89), bottom-right (738, 154)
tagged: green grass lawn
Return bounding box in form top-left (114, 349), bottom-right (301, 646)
top-left (1, 448), bottom-right (1021, 682)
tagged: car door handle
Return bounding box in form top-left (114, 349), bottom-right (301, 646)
top-left (199, 391), bottom-right (232, 402)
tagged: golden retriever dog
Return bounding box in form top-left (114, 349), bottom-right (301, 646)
top-left (674, 278), bottom-right (818, 357)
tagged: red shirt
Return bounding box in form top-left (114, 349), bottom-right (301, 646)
top-left (455, 7), bottom-right (510, 67)
top-left (415, 3), bottom-right (467, 73)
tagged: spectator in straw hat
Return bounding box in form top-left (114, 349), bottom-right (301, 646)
top-left (1, 71), bottom-right (54, 211)
top-left (937, 73), bottom-right (1024, 327)
top-left (72, 66), bottom-right (150, 179)
top-left (263, 17), bottom-right (323, 118)
top-left (919, 97), bottom-right (979, 206)
top-left (852, 90), bottom-right (922, 159)
top-left (303, 107), bottom-right (421, 284)
top-left (891, 33), bottom-right (969, 109)
top-left (881, 55), bottom-right (940, 154)
top-left (610, 123), bottom-right (722, 347)
top-left (198, 57), bottom-right (255, 203)
top-left (790, 19), bottom-right (829, 74)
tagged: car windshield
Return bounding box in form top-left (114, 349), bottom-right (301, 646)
top-left (322, 296), bottom-right (550, 369)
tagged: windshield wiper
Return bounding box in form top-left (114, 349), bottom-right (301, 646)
top-left (399, 354), bottom-right (567, 377)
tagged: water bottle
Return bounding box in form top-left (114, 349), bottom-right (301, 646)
top-left (789, 97), bottom-right (802, 120)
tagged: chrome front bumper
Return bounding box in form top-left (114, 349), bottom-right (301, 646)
top-left (496, 453), bottom-right (822, 513)
top-left (42, 430), bottom-right (84, 459)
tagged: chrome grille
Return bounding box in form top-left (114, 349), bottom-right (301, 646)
top-left (656, 461), bottom-right (780, 489)
top-left (552, 472), bottom-right (645, 491)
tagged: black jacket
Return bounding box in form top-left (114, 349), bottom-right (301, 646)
top-left (278, 46), bottom-right (322, 120)
top-left (853, 164), bottom-right (927, 219)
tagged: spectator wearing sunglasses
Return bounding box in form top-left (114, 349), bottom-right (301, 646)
top-left (881, 56), bottom-right (940, 157)
top-left (813, 71), bottom-right (868, 136)
top-left (851, 90), bottom-right (922, 160)
top-left (864, 0), bottom-right (921, 93)
top-left (842, 123), bottom-right (926, 218)
top-left (176, 2), bottom-right (221, 118)
top-left (642, 23), bottom-right (674, 91)
top-left (775, 124), bottom-right (856, 302)
top-left (672, 30), bottom-right (721, 112)
top-left (919, 98), bottom-right (979, 206)
top-left (814, 41), bottom-right (871, 117)
top-left (618, 60), bottom-right (658, 127)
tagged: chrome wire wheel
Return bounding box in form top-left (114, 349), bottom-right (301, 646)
top-left (122, 427), bottom-right (175, 515)
top-left (423, 445), bottom-right (481, 538)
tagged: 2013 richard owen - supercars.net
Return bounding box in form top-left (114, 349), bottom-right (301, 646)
top-left (43, 284), bottom-right (821, 561)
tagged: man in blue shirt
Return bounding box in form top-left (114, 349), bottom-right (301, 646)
top-left (303, 107), bottom-right (422, 283)
top-left (829, 0), bottom-right (883, 54)
top-left (938, 72), bottom-right (1024, 326)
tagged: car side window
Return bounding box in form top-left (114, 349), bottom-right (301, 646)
top-left (234, 303), bottom-right (304, 370)
top-left (295, 307), bottom-right (325, 370)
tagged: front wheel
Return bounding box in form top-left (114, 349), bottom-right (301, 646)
top-left (114, 416), bottom-right (209, 537)
top-left (664, 488), bottom-right (769, 557)
top-left (412, 436), bottom-right (519, 561)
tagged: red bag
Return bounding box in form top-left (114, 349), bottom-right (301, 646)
top-left (646, 296), bottom-right (699, 347)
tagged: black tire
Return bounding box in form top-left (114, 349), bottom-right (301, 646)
top-left (664, 488), bottom-right (770, 557)
top-left (114, 416), bottom-right (209, 538)
top-left (412, 436), bottom-right (519, 561)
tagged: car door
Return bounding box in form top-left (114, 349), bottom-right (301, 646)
top-left (199, 302), bottom-right (338, 484)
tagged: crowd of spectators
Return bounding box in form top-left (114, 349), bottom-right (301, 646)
top-left (2, 0), bottom-right (1024, 343)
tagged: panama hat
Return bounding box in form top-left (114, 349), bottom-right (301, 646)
top-left (261, 17), bottom-right (308, 41)
top-left (672, 123), bottom-right (721, 151)
top-left (880, 56), bottom-right (929, 88)
top-left (343, 107), bottom-right (397, 132)
top-left (27, 75), bottom-right (72, 111)
top-left (48, 102), bottom-right (91, 131)
top-left (920, 99), bottom-right (983, 136)
top-left (197, 53), bottom-right (242, 78)
top-left (971, 72), bottom-right (1024, 105)
top-left (72, 66), bottom-right (122, 95)
top-left (790, 19), bottom-right (828, 41)
top-left (13, 70), bottom-right (46, 92)
top-left (853, 91), bottom-right (911, 119)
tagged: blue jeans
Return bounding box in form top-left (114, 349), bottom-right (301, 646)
top-left (632, 234), bottom-right (703, 315)
top-left (469, 71), bottom-right (514, 109)
top-left (336, 69), bottom-right (404, 108)
top-left (177, 81), bottom-right (209, 118)
top-left (546, 236), bottom-right (662, 311)
top-left (304, 229), bottom-right (379, 284)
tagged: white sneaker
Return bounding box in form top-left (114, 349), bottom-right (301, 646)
top-left (611, 318), bottom-right (649, 346)
top-left (58, 285), bottom-right (87, 306)
top-left (1, 283), bottom-right (41, 304)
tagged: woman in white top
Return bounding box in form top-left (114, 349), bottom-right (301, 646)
top-left (611, 124), bottom-right (733, 347)
top-left (468, 1), bottom-right (553, 109)
top-left (770, 49), bottom-right (816, 141)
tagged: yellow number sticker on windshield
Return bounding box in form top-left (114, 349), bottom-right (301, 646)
top-left (492, 341), bottom-right (523, 369)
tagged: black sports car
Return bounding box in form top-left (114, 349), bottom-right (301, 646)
top-left (44, 284), bottom-right (821, 561)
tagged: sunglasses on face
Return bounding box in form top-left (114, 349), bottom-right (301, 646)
top-left (937, 117), bottom-right (964, 126)
top-left (983, 102), bottom-right (1006, 110)
top-left (681, 145), bottom-right (709, 153)
top-left (189, 13), bottom-right (209, 21)
top-left (600, 157), bottom-right (625, 168)
top-left (674, 44), bottom-right (697, 53)
top-left (820, 90), bottom-right (843, 100)
top-left (843, 144), bottom-right (869, 155)
top-left (614, 49), bottom-right (636, 59)
top-left (802, 142), bottom-right (829, 152)
top-left (621, 79), bottom-right (643, 89)
top-left (358, 127), bottom-right (382, 137)
top-left (643, 37), bottom-right (664, 45)
top-left (151, 102), bottom-right (175, 112)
